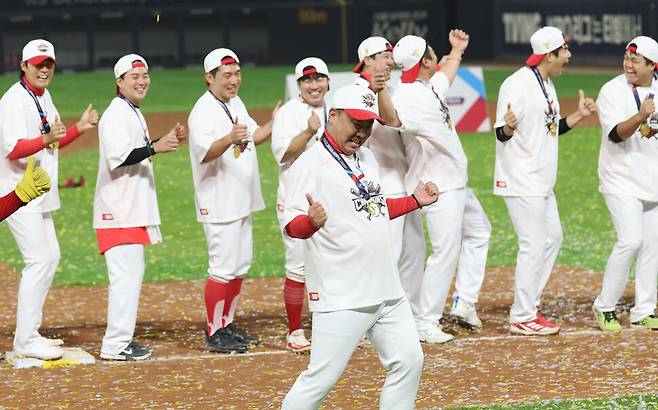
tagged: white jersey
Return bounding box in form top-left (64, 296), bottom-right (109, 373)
top-left (283, 139), bottom-right (405, 312)
top-left (597, 74), bottom-right (658, 201)
top-left (392, 72), bottom-right (468, 193)
top-left (493, 66), bottom-right (561, 197)
top-left (93, 97), bottom-right (161, 228)
top-left (355, 75), bottom-right (408, 196)
top-left (271, 96), bottom-right (326, 215)
top-left (0, 82), bottom-right (60, 213)
top-left (188, 92), bottom-right (264, 223)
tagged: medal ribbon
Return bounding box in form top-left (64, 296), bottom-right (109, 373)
top-left (530, 66), bottom-right (555, 116)
top-left (320, 133), bottom-right (370, 200)
top-left (119, 94), bottom-right (150, 146)
top-left (20, 80), bottom-right (50, 135)
top-left (631, 86), bottom-right (654, 111)
top-left (414, 80), bottom-right (451, 119)
top-left (208, 90), bottom-right (234, 123)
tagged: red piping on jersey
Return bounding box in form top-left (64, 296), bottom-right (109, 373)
top-left (323, 130), bottom-right (346, 154)
top-left (22, 76), bottom-right (45, 96)
top-left (386, 196), bottom-right (419, 219)
top-left (285, 215), bottom-right (320, 239)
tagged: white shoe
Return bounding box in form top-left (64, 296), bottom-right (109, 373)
top-left (417, 324), bottom-right (454, 344)
top-left (40, 336), bottom-right (64, 346)
top-left (286, 329), bottom-right (311, 353)
top-left (450, 296), bottom-right (483, 331)
top-left (14, 342), bottom-right (64, 361)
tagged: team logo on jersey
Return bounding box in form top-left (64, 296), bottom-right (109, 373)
top-left (309, 292), bottom-right (319, 301)
top-left (545, 110), bottom-right (558, 136)
top-left (362, 93), bottom-right (376, 108)
top-left (350, 181), bottom-right (386, 220)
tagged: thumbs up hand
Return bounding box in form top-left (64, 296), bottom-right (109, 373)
top-left (15, 156), bottom-right (51, 203)
top-left (504, 102), bottom-right (519, 131)
top-left (76, 103), bottom-right (99, 133)
top-left (577, 89), bottom-right (597, 117)
top-left (306, 193), bottom-right (327, 228)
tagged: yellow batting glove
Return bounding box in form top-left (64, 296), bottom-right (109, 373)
top-left (14, 157), bottom-right (51, 203)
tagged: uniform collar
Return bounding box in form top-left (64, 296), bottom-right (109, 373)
top-left (22, 76), bottom-right (45, 96)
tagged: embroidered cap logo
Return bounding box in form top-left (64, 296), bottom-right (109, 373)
top-left (362, 93), bottom-right (376, 108)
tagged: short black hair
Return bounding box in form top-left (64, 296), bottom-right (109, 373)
top-left (627, 46), bottom-right (655, 67)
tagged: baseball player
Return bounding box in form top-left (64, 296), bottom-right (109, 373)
top-left (188, 48), bottom-right (279, 354)
top-left (281, 84), bottom-right (433, 410)
top-left (0, 39), bottom-right (98, 360)
top-left (271, 57), bottom-right (329, 353)
top-left (352, 37), bottom-right (427, 327)
top-left (0, 157), bottom-right (50, 222)
top-left (593, 36), bottom-right (658, 331)
top-left (94, 54), bottom-right (185, 361)
top-left (494, 26), bottom-right (596, 335)
top-left (390, 31), bottom-right (492, 343)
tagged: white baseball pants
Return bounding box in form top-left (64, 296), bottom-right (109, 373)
top-left (594, 194), bottom-right (658, 322)
top-left (6, 212), bottom-right (60, 352)
top-left (281, 298), bottom-right (423, 410)
top-left (280, 228), bottom-right (305, 283)
top-left (395, 208), bottom-right (425, 319)
top-left (203, 216), bottom-right (253, 282)
top-left (101, 243), bottom-right (145, 356)
top-left (415, 187), bottom-right (491, 327)
top-left (504, 193), bottom-right (563, 323)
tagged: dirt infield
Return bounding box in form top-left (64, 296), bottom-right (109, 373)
top-left (1, 263), bottom-right (656, 409)
top-left (58, 98), bottom-right (597, 156)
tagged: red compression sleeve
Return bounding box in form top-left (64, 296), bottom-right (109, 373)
top-left (7, 136), bottom-right (47, 160)
top-left (0, 191), bottom-right (25, 222)
top-left (387, 195), bottom-right (420, 220)
top-left (58, 124), bottom-right (82, 149)
top-left (285, 215), bottom-right (320, 239)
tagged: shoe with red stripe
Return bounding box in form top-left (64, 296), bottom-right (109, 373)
top-left (510, 317), bottom-right (560, 336)
top-left (536, 312), bottom-right (558, 328)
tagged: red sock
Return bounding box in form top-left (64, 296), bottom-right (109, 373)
top-left (223, 278), bottom-right (244, 327)
top-left (284, 278), bottom-right (305, 334)
top-left (205, 277), bottom-right (230, 336)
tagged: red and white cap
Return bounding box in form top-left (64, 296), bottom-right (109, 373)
top-left (114, 54), bottom-right (148, 78)
top-left (353, 36), bottom-right (393, 73)
top-left (204, 48), bottom-right (240, 73)
top-left (393, 35), bottom-right (427, 83)
top-left (526, 26), bottom-right (566, 66)
top-left (331, 84), bottom-right (384, 124)
top-left (626, 36), bottom-right (658, 67)
top-left (295, 57), bottom-right (329, 80)
top-left (22, 39), bottom-right (56, 65)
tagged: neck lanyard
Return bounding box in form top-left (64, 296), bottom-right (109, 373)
top-left (118, 94), bottom-right (149, 145)
top-left (631, 86), bottom-right (654, 111)
top-left (414, 79), bottom-right (450, 112)
top-left (320, 133), bottom-right (369, 200)
top-left (530, 66), bottom-right (555, 115)
top-left (208, 90), bottom-right (234, 123)
top-left (20, 80), bottom-right (50, 135)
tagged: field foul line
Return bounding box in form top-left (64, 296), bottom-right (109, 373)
top-left (98, 328), bottom-right (650, 366)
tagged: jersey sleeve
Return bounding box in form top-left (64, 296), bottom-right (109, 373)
top-left (494, 76), bottom-right (525, 129)
top-left (99, 107), bottom-right (139, 170)
top-left (188, 102), bottom-right (221, 164)
top-left (282, 154), bottom-right (315, 233)
top-left (429, 71), bottom-right (450, 99)
top-left (271, 104), bottom-right (302, 164)
top-left (0, 94), bottom-right (29, 158)
top-left (596, 81), bottom-right (626, 138)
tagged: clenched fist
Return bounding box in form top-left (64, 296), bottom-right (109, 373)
top-left (306, 193), bottom-right (327, 228)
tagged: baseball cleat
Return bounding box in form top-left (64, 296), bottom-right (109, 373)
top-left (40, 336), bottom-right (64, 346)
top-left (510, 317), bottom-right (560, 336)
top-left (205, 328), bottom-right (248, 354)
top-left (14, 341), bottom-right (63, 361)
top-left (225, 323), bottom-right (260, 346)
top-left (631, 314), bottom-right (658, 330)
top-left (286, 329), bottom-right (311, 354)
top-left (592, 306), bottom-right (622, 332)
top-left (449, 296), bottom-right (482, 331)
top-left (100, 341), bottom-right (152, 361)
top-left (417, 324), bottom-right (454, 344)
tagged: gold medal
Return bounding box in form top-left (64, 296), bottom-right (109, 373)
top-left (47, 141), bottom-right (59, 151)
top-left (639, 123), bottom-right (651, 137)
top-left (233, 144), bottom-right (241, 158)
top-left (548, 122), bottom-right (557, 136)
top-left (446, 116), bottom-right (453, 130)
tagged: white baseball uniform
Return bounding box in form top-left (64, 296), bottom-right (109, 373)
top-left (593, 73), bottom-right (658, 321)
top-left (94, 96), bottom-right (162, 356)
top-left (494, 66), bottom-right (564, 324)
top-left (0, 81), bottom-right (61, 353)
top-left (271, 96), bottom-right (326, 283)
top-left (393, 72), bottom-right (491, 328)
top-left (354, 74), bottom-right (426, 313)
top-left (281, 138), bottom-right (423, 410)
top-left (188, 91), bottom-right (264, 282)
